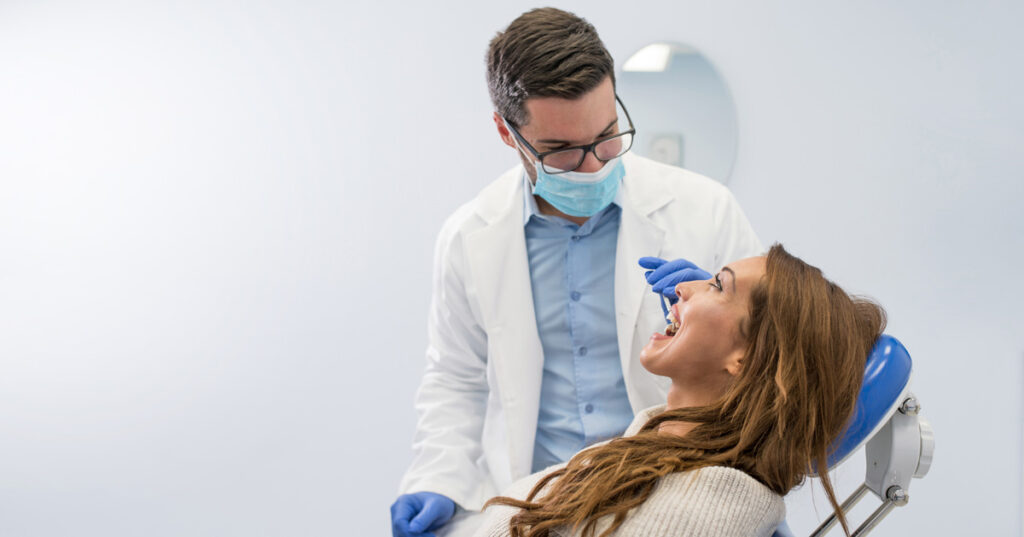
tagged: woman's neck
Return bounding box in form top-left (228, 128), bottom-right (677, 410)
top-left (665, 381), bottom-right (721, 411)
top-left (659, 382), bottom-right (724, 438)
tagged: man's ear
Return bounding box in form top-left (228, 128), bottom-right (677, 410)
top-left (492, 112), bottom-right (516, 148)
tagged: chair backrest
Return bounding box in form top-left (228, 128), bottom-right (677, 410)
top-left (824, 334), bottom-right (913, 470)
top-left (808, 334), bottom-right (932, 537)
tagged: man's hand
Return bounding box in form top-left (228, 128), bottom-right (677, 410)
top-left (390, 492), bottom-right (456, 537)
top-left (638, 256), bottom-right (712, 303)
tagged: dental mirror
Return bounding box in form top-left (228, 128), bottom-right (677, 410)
top-left (617, 42), bottom-right (739, 184)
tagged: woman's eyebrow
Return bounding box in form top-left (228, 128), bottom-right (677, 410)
top-left (721, 267), bottom-right (737, 293)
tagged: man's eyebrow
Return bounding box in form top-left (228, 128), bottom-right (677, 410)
top-left (721, 267), bottom-right (737, 293)
top-left (536, 118), bottom-right (618, 145)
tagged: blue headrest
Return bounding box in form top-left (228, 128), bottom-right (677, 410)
top-left (824, 334), bottom-right (912, 468)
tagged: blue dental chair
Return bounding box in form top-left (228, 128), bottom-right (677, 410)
top-left (808, 334), bottom-right (934, 536)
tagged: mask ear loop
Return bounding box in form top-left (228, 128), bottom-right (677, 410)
top-left (503, 118), bottom-right (545, 197)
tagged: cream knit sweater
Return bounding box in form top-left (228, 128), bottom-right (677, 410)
top-left (470, 405), bottom-right (785, 537)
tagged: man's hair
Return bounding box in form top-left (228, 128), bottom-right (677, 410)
top-left (486, 7), bottom-right (615, 128)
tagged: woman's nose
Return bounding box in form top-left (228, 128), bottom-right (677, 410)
top-left (673, 277), bottom-right (711, 301)
top-left (674, 282), bottom-right (692, 302)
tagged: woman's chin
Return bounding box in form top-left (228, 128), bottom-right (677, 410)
top-left (641, 331), bottom-right (672, 372)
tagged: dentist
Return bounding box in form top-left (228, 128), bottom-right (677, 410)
top-left (391, 8), bottom-right (763, 536)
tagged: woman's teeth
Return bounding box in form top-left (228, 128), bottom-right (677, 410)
top-left (665, 308), bottom-right (680, 336)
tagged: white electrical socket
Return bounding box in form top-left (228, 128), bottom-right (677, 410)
top-left (648, 133), bottom-right (684, 167)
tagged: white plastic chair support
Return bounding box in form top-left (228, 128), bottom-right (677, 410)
top-left (809, 394), bottom-right (934, 537)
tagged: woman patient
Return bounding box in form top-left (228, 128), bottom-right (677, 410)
top-left (474, 244), bottom-right (886, 537)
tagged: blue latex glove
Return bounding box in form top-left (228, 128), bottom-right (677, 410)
top-left (390, 492), bottom-right (456, 537)
top-left (638, 256), bottom-right (712, 306)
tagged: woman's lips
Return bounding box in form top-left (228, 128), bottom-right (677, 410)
top-left (650, 331), bottom-right (672, 342)
top-left (652, 301), bottom-right (684, 342)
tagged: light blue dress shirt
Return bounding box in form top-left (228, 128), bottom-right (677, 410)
top-left (522, 175), bottom-right (635, 472)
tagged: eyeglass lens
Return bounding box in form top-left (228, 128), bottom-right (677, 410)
top-left (542, 132), bottom-right (633, 173)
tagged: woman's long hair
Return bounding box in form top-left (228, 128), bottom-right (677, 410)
top-left (484, 244), bottom-right (887, 537)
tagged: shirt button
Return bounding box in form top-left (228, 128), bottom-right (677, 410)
top-left (571, 235), bottom-right (581, 241)
top-left (585, 403), bottom-right (594, 414)
top-left (570, 291), bottom-right (581, 301)
top-left (578, 346), bottom-right (588, 356)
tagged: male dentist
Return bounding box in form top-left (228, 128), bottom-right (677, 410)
top-left (391, 8), bottom-right (763, 537)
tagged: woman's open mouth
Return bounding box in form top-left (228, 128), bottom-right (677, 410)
top-left (664, 303), bottom-right (681, 336)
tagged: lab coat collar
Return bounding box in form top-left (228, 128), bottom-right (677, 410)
top-left (618, 152), bottom-right (675, 216)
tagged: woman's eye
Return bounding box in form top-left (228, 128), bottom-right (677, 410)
top-left (712, 275), bottom-right (724, 291)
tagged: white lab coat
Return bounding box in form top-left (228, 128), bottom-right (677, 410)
top-left (399, 153), bottom-right (763, 512)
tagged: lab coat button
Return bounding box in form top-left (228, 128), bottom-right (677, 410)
top-left (578, 346), bottom-right (588, 356)
top-left (585, 403), bottom-right (594, 414)
top-left (571, 291), bottom-right (581, 301)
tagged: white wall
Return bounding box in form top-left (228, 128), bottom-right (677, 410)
top-left (1, 1), bottom-right (1020, 535)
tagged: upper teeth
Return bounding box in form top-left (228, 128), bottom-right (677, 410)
top-left (666, 308), bottom-right (680, 335)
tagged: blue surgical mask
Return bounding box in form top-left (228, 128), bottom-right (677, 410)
top-left (529, 157), bottom-right (624, 218)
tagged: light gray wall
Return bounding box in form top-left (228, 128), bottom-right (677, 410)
top-left (1, 1), bottom-right (1021, 535)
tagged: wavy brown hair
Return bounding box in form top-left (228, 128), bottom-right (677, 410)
top-left (485, 244), bottom-right (886, 537)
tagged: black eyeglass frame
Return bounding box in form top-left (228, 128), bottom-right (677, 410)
top-left (504, 94), bottom-right (636, 174)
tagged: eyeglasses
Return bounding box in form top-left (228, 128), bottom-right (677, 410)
top-left (504, 94), bottom-right (636, 174)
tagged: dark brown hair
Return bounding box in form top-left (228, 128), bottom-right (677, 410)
top-left (486, 244), bottom-right (886, 537)
top-left (486, 7), bottom-right (615, 128)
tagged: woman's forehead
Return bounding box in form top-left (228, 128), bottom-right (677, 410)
top-left (724, 256), bottom-right (766, 293)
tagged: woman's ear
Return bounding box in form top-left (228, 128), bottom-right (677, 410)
top-left (728, 317), bottom-right (750, 377)
top-left (725, 347), bottom-right (744, 377)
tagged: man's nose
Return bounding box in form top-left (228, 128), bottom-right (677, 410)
top-left (576, 149), bottom-right (605, 173)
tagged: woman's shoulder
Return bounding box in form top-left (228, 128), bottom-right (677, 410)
top-left (614, 466), bottom-right (784, 537)
top-left (622, 404), bottom-right (667, 436)
top-left (658, 466), bottom-right (781, 500)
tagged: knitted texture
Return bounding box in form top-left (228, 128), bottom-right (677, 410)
top-left (473, 465), bottom-right (783, 537)
top-left (472, 405), bottom-right (785, 537)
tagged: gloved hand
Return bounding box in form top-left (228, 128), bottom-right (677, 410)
top-left (390, 492), bottom-right (456, 537)
top-left (638, 256), bottom-right (712, 304)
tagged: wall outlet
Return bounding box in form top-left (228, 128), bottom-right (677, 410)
top-left (648, 133), bottom-right (684, 167)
